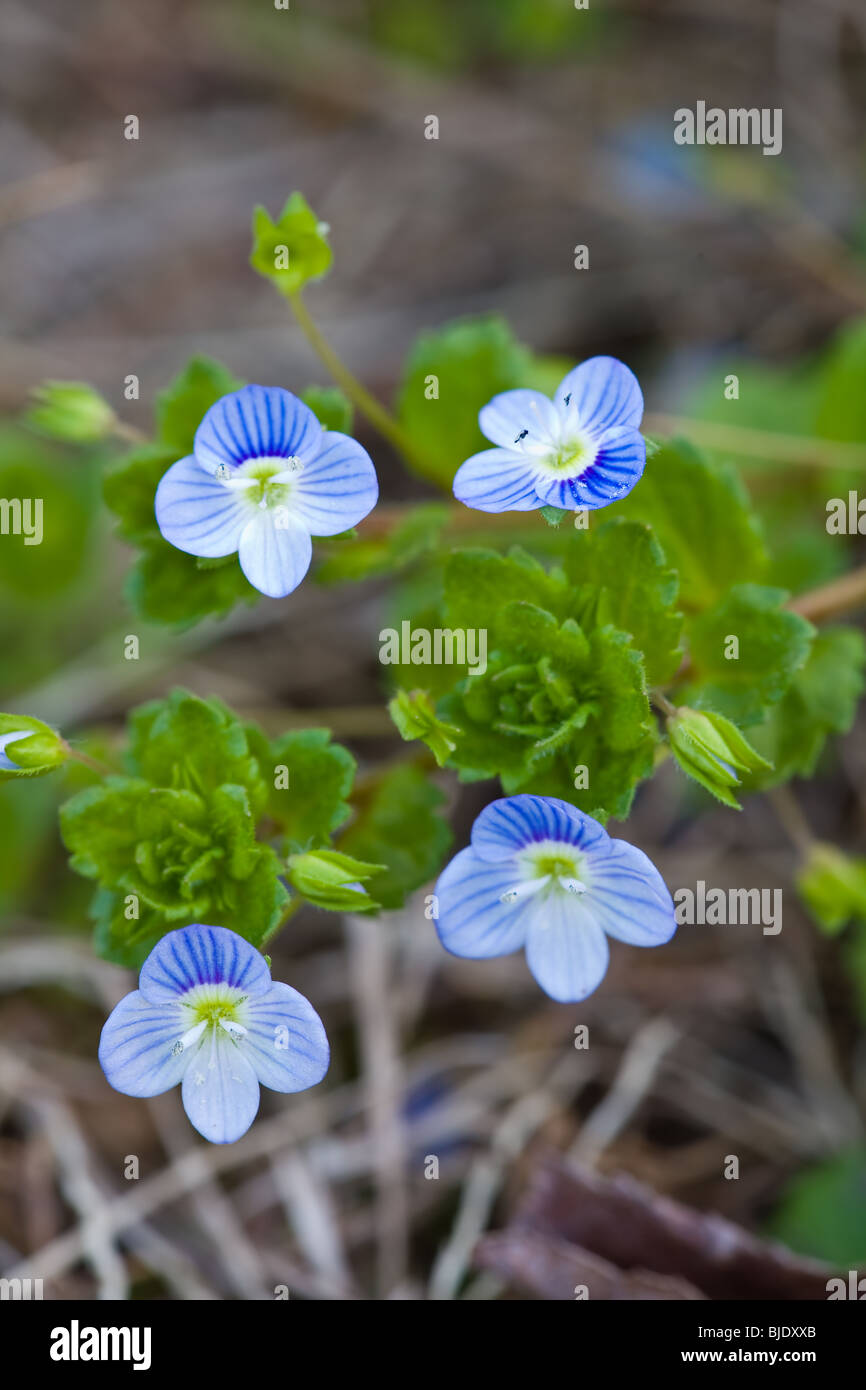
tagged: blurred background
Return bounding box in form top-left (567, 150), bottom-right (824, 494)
top-left (1, 0), bottom-right (866, 1300)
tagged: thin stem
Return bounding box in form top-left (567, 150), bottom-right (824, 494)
top-left (110, 418), bottom-right (147, 446)
top-left (288, 290), bottom-right (421, 465)
top-left (768, 785), bottom-right (815, 856)
top-left (63, 745), bottom-right (115, 778)
top-left (789, 565), bottom-right (866, 623)
top-left (650, 690), bottom-right (677, 719)
top-left (643, 412), bottom-right (866, 471)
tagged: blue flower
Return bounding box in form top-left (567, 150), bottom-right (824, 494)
top-left (433, 795), bottom-right (675, 1002)
top-left (99, 924), bottom-right (329, 1143)
top-left (452, 356), bottom-right (645, 513)
top-left (155, 384), bottom-right (378, 598)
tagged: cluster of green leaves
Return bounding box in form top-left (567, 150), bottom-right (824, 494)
top-left (387, 438), bottom-right (865, 818)
top-left (59, 690), bottom-right (450, 966)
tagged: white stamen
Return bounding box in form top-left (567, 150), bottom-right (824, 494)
top-left (218, 1018), bottom-right (247, 1040)
top-left (559, 876), bottom-right (586, 896)
top-left (499, 874), bottom-right (551, 905)
top-left (171, 1020), bottom-right (207, 1056)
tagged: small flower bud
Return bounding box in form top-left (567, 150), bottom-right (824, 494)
top-left (667, 706), bottom-right (772, 809)
top-left (796, 843), bottom-right (866, 934)
top-left (0, 714), bottom-right (69, 780)
top-left (286, 848), bottom-right (385, 913)
top-left (26, 381), bottom-right (115, 444)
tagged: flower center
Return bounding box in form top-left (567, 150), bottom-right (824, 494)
top-left (498, 839), bottom-right (589, 905)
top-left (219, 456), bottom-right (304, 509)
top-left (171, 984), bottom-right (249, 1056)
top-left (546, 438), bottom-right (595, 476)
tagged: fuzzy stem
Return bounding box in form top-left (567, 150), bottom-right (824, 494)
top-left (288, 290), bottom-right (421, 465)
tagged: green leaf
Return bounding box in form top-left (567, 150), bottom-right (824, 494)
top-left (128, 691), bottom-right (265, 811)
top-left (388, 688), bottom-right (460, 766)
top-left (563, 518), bottom-right (683, 684)
top-left (796, 844), bottom-right (866, 935)
top-left (250, 193), bottom-right (332, 296)
top-left (245, 725), bottom-right (356, 846)
top-left (301, 385), bottom-right (353, 434)
top-left (127, 541), bottom-right (258, 626)
top-left (683, 584), bottom-right (814, 726)
top-left (395, 314), bottom-right (534, 488)
top-left (339, 764), bottom-right (452, 909)
top-left (155, 356), bottom-right (242, 454)
top-left (745, 627), bottom-right (866, 784)
top-left (816, 316), bottom-right (866, 445)
top-left (617, 439), bottom-right (767, 607)
top-left (539, 505), bottom-right (567, 527)
top-left (767, 1147), bottom-right (866, 1267)
top-left (444, 546), bottom-right (565, 634)
top-left (103, 442), bottom-right (176, 544)
top-left (26, 381), bottom-right (115, 444)
top-left (316, 503), bottom-right (448, 585)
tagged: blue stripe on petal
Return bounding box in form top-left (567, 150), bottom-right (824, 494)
top-left (584, 838), bottom-right (676, 946)
top-left (242, 982), bottom-right (330, 1093)
top-left (237, 511), bottom-right (312, 598)
top-left (155, 455), bottom-right (252, 557)
top-left (98, 990), bottom-right (188, 1098)
top-left (193, 386), bottom-right (323, 474)
top-left (453, 448), bottom-right (544, 513)
top-left (471, 795), bottom-right (606, 862)
top-left (525, 895), bottom-right (610, 1002)
top-left (479, 389), bottom-right (561, 449)
top-left (291, 432), bottom-right (378, 536)
top-left (434, 847), bottom-right (529, 958)
top-left (139, 925), bottom-right (271, 1005)
top-left (554, 357), bottom-right (643, 435)
top-left (181, 1029), bottom-right (260, 1144)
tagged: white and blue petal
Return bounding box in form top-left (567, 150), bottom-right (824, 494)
top-left (290, 431), bottom-right (378, 537)
top-left (241, 982), bottom-right (330, 1092)
top-left (584, 838), bottom-right (676, 947)
top-left (98, 990), bottom-right (188, 1098)
top-left (193, 385), bottom-right (323, 475)
top-left (534, 426), bottom-right (645, 510)
top-left (237, 510), bottom-right (313, 598)
top-left (434, 847), bottom-right (529, 958)
top-left (452, 447), bottom-right (544, 513)
top-left (139, 924), bottom-right (272, 1006)
top-left (554, 356), bottom-right (644, 436)
top-left (181, 1028), bottom-right (260, 1144)
top-left (155, 455), bottom-right (253, 557)
top-left (471, 794), bottom-right (607, 862)
top-left (0, 730), bottom-right (32, 771)
top-left (525, 894), bottom-right (610, 1003)
top-left (479, 389), bottom-right (562, 450)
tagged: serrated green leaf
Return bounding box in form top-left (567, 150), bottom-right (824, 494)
top-left (744, 627), bottom-right (865, 785)
top-left (103, 442), bottom-right (177, 544)
top-left (563, 518), bottom-right (683, 684)
top-left (250, 193), bottom-right (332, 296)
top-left (245, 725), bottom-right (356, 846)
top-left (155, 356), bottom-right (243, 454)
top-left (388, 688), bottom-right (460, 766)
top-left (617, 439), bottom-right (767, 607)
top-left (444, 546), bottom-right (565, 634)
top-left (395, 314), bottom-right (534, 488)
top-left (129, 690), bottom-right (265, 810)
top-left (301, 385), bottom-right (353, 434)
top-left (127, 541), bottom-right (258, 626)
top-left (683, 584), bottom-right (814, 726)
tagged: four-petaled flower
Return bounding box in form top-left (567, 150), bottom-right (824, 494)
top-left (433, 794), bottom-right (675, 1002)
top-left (99, 924), bottom-right (329, 1143)
top-left (155, 384), bottom-right (378, 598)
top-left (452, 356), bottom-right (646, 513)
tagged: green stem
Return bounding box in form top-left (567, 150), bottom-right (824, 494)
top-left (288, 290), bottom-right (421, 464)
top-left (63, 744), bottom-right (114, 778)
